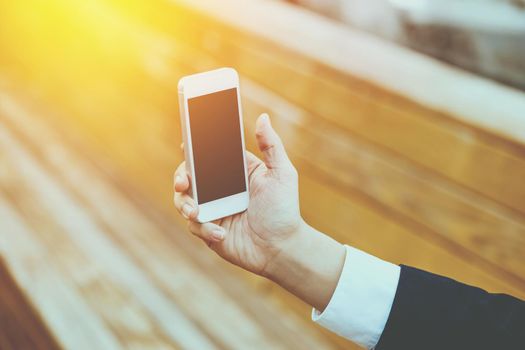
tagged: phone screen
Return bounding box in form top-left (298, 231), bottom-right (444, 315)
top-left (187, 88), bottom-right (246, 204)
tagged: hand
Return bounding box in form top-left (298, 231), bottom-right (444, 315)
top-left (173, 113), bottom-right (303, 276)
top-left (174, 113), bottom-right (345, 311)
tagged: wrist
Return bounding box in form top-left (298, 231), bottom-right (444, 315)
top-left (262, 221), bottom-right (346, 311)
top-left (261, 220), bottom-right (311, 280)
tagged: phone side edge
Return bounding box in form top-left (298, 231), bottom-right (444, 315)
top-left (178, 89), bottom-right (197, 202)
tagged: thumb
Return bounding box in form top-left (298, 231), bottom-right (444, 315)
top-left (255, 113), bottom-right (291, 170)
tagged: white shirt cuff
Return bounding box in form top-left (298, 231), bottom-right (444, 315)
top-left (312, 245), bottom-right (400, 349)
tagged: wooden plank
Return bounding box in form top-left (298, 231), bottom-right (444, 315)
top-left (0, 258), bottom-right (62, 350)
top-left (173, 0), bottom-right (525, 145)
top-left (239, 80), bottom-right (525, 286)
top-left (155, 0), bottom-right (525, 216)
top-left (0, 200), bottom-right (122, 350)
top-left (299, 172), bottom-right (524, 296)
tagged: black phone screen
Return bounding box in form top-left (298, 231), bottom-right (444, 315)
top-left (187, 88), bottom-right (246, 204)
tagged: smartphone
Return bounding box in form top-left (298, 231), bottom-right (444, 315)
top-left (178, 68), bottom-right (249, 223)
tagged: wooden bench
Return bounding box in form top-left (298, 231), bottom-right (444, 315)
top-left (0, 0), bottom-right (524, 348)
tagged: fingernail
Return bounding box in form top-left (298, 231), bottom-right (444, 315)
top-left (182, 203), bottom-right (193, 218)
top-left (211, 228), bottom-right (225, 241)
top-left (175, 175), bottom-right (181, 184)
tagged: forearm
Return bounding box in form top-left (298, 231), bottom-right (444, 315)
top-left (376, 266), bottom-right (525, 349)
top-left (262, 221), bottom-right (346, 311)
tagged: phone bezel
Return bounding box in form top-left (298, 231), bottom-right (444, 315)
top-left (178, 68), bottom-right (249, 223)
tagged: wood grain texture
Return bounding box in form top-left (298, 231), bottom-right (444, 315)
top-left (160, 1), bottom-right (525, 216)
top-left (0, 94), bottom-right (344, 349)
top-left (173, 0), bottom-right (525, 144)
top-left (159, 38), bottom-right (525, 288)
top-left (0, 0), bottom-right (524, 349)
top-left (0, 258), bottom-right (62, 350)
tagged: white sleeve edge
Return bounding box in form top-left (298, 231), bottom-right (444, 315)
top-left (312, 245), bottom-right (400, 349)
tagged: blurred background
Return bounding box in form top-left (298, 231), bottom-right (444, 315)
top-left (0, 0), bottom-right (524, 349)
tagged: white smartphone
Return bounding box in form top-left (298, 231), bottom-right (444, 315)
top-left (178, 68), bottom-right (249, 223)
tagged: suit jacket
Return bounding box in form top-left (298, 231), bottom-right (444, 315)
top-left (376, 265), bottom-right (525, 350)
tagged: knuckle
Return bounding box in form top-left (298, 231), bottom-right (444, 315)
top-left (190, 210), bottom-right (199, 221)
top-left (187, 221), bottom-right (196, 232)
top-left (187, 221), bottom-right (202, 235)
top-left (255, 129), bottom-right (265, 139)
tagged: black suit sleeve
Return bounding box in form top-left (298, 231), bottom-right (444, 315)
top-left (375, 265), bottom-right (525, 350)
